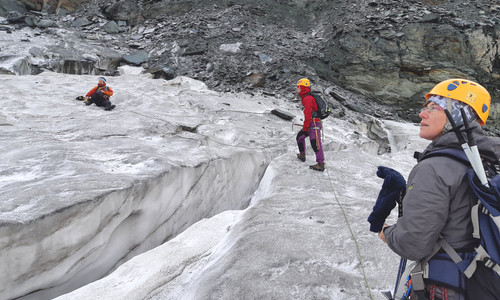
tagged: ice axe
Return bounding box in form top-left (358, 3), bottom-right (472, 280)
top-left (459, 108), bottom-right (488, 187)
top-left (383, 190), bottom-right (406, 300)
top-left (292, 122), bottom-right (303, 131)
top-left (445, 109), bottom-right (488, 187)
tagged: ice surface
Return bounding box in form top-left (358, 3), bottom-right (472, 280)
top-left (0, 70), bottom-right (281, 299)
top-left (1, 69), bottom-right (431, 300)
top-left (60, 118), bottom-right (427, 300)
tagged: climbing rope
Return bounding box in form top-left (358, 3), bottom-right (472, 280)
top-left (214, 109), bottom-right (269, 115)
top-left (201, 132), bottom-right (295, 151)
top-left (214, 109), bottom-right (373, 297)
top-left (126, 107), bottom-right (374, 297)
top-left (325, 167), bottom-right (374, 300)
top-left (124, 109), bottom-right (297, 150)
top-left (124, 109), bottom-right (172, 123)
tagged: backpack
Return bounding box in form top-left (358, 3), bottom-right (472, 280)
top-left (415, 148), bottom-right (500, 298)
top-left (308, 91), bottom-right (331, 119)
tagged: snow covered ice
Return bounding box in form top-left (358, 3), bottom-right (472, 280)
top-left (1, 69), bottom-right (431, 299)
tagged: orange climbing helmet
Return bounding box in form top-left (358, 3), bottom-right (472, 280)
top-left (297, 78), bottom-right (310, 87)
top-left (425, 79), bottom-right (491, 125)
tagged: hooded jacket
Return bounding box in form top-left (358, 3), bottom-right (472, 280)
top-left (298, 86), bottom-right (319, 132)
top-left (384, 124), bottom-right (498, 261)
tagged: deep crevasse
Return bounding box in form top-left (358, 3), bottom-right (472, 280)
top-left (3, 150), bottom-right (269, 300)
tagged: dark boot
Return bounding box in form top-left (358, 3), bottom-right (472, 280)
top-left (297, 153), bottom-right (306, 162)
top-left (310, 163), bottom-right (325, 172)
top-left (105, 104), bottom-right (115, 111)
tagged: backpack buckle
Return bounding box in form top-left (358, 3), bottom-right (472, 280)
top-left (410, 264), bottom-right (426, 292)
top-left (484, 257), bottom-right (497, 269)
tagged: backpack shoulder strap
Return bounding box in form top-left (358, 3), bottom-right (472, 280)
top-left (419, 148), bottom-right (471, 166)
top-left (305, 92), bottom-right (320, 114)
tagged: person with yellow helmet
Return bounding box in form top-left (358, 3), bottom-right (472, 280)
top-left (295, 78), bottom-right (325, 172)
top-left (369, 79), bottom-right (499, 299)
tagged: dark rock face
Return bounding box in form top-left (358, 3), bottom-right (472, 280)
top-left (1, 0), bottom-right (499, 134)
top-left (0, 0), bottom-right (26, 16)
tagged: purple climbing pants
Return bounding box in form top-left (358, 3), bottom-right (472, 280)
top-left (296, 120), bottom-right (324, 164)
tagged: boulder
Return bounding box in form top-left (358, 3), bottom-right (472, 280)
top-left (0, 0), bottom-right (27, 17)
top-left (102, 20), bottom-right (119, 34)
top-left (70, 17), bottom-right (92, 27)
top-left (122, 51), bottom-right (149, 66)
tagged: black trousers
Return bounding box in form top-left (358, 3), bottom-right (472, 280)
top-left (88, 91), bottom-right (112, 108)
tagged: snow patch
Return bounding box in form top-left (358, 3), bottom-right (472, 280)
top-left (219, 42), bottom-right (242, 53)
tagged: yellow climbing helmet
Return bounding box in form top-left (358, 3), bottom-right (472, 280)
top-left (297, 78), bottom-right (310, 87)
top-left (425, 78), bottom-right (491, 125)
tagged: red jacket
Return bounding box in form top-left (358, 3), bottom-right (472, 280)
top-left (298, 86), bottom-right (319, 131)
top-left (86, 85), bottom-right (113, 98)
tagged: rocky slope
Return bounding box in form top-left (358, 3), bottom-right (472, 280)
top-left (1, 0), bottom-right (499, 134)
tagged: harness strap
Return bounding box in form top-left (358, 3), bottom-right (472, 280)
top-left (488, 259), bottom-right (500, 276)
top-left (440, 234), bottom-right (500, 279)
top-left (443, 202), bottom-right (500, 278)
top-left (464, 245), bottom-right (500, 278)
top-left (410, 243), bottom-right (442, 296)
top-left (464, 245), bottom-right (485, 277)
top-left (471, 203), bottom-right (480, 239)
top-left (410, 262), bottom-right (426, 297)
top-left (439, 239), bottom-right (463, 265)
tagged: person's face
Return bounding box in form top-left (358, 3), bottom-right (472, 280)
top-left (419, 102), bottom-right (447, 140)
top-left (296, 85), bottom-right (301, 93)
top-left (98, 80), bottom-right (105, 86)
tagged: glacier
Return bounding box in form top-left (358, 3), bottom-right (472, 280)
top-left (1, 69), bottom-right (433, 300)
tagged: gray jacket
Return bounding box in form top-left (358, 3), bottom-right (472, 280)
top-left (384, 125), bottom-right (498, 261)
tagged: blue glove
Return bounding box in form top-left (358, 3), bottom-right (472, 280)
top-left (368, 166), bottom-right (406, 232)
